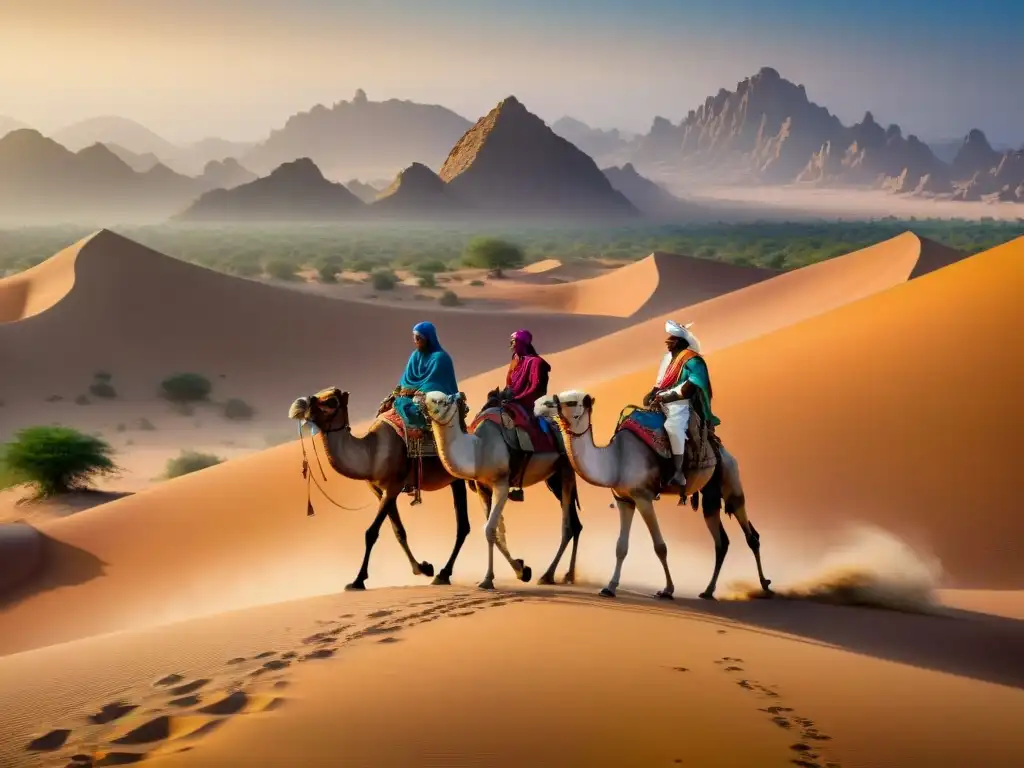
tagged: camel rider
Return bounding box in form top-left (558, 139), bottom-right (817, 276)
top-left (498, 329), bottom-right (552, 501)
top-left (644, 320), bottom-right (719, 493)
top-left (378, 321), bottom-right (460, 500)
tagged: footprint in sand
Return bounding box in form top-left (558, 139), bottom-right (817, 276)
top-left (226, 657), bottom-right (247, 665)
top-left (671, 666), bottom-right (690, 673)
top-left (168, 695), bottom-right (202, 708)
top-left (377, 636), bottom-right (402, 644)
top-left (110, 714), bottom-right (222, 745)
top-left (168, 679), bottom-right (210, 696)
top-left (198, 691), bottom-right (283, 716)
top-left (367, 609), bottom-right (395, 619)
top-left (302, 648), bottom-right (336, 661)
top-left (153, 674), bottom-right (185, 688)
top-left (89, 702), bottom-right (139, 724)
top-left (253, 651), bottom-right (277, 660)
top-left (25, 728), bottom-right (71, 752)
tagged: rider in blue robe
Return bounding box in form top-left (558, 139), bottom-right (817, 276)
top-left (391, 321), bottom-right (460, 426)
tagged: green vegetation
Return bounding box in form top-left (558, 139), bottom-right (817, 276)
top-left (462, 237), bottom-right (526, 273)
top-left (371, 268), bottom-right (398, 290)
top-left (1, 426), bottom-right (118, 498)
top-left (0, 219), bottom-right (1020, 280)
top-left (164, 450), bottom-right (224, 479)
top-left (439, 290), bottom-right (460, 307)
top-left (265, 258), bottom-right (300, 281)
top-left (160, 373), bottom-right (213, 404)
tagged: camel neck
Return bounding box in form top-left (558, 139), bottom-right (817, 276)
top-left (564, 422), bottom-right (620, 488)
top-left (430, 413), bottom-right (479, 479)
top-left (320, 425), bottom-right (375, 481)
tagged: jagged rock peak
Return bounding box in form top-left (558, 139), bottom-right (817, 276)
top-left (353, 88), bottom-right (368, 104)
top-left (268, 157), bottom-right (326, 182)
top-left (962, 128), bottom-right (992, 150)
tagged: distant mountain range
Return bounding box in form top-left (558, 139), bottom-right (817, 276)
top-left (628, 67), bottom-right (1024, 202)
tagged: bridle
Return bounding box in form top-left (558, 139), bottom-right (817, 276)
top-left (550, 394), bottom-right (593, 438)
top-left (297, 393), bottom-right (372, 515)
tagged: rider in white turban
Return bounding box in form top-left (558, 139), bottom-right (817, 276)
top-left (644, 320), bottom-right (719, 493)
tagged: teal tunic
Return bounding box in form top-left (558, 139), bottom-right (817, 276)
top-left (679, 356), bottom-right (720, 427)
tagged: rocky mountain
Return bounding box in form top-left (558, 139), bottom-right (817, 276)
top-left (51, 116), bottom-right (179, 156)
top-left (0, 129), bottom-right (199, 222)
top-left (928, 136), bottom-right (1014, 164)
top-left (345, 178), bottom-right (384, 204)
top-left (370, 162), bottom-right (464, 216)
top-left (602, 164), bottom-right (700, 219)
top-left (438, 96), bottom-right (637, 218)
top-left (172, 138), bottom-right (257, 176)
top-left (176, 158), bottom-right (364, 221)
top-left (552, 117), bottom-right (633, 165)
top-left (242, 89), bottom-right (473, 180)
top-left (197, 158), bottom-right (257, 192)
top-left (630, 67), bottom-right (1023, 204)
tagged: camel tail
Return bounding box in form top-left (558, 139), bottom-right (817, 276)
top-left (467, 480), bottom-right (478, 493)
top-left (572, 483), bottom-right (582, 513)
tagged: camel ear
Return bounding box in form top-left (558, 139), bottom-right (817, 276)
top-left (340, 391), bottom-right (350, 404)
top-left (456, 392), bottom-right (466, 402)
top-left (582, 394), bottom-right (594, 409)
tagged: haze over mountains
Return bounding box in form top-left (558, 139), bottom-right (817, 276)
top-left (3, 68), bottom-right (1023, 223)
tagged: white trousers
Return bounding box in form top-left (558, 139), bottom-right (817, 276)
top-left (661, 400), bottom-right (691, 456)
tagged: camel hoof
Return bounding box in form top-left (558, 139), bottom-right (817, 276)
top-left (537, 573), bottom-right (556, 586)
top-left (562, 573), bottom-right (576, 585)
top-left (698, 591), bottom-right (716, 601)
top-left (519, 565), bottom-right (533, 583)
top-left (599, 587), bottom-right (616, 598)
top-left (478, 579), bottom-right (495, 591)
top-left (417, 561), bottom-right (435, 578)
top-left (344, 582), bottom-right (366, 592)
top-left (655, 590), bottom-right (675, 600)
top-left (431, 573), bottom-right (452, 586)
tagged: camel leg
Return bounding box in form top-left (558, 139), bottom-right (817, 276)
top-left (635, 496), bottom-right (674, 599)
top-left (433, 479), bottom-right (470, 586)
top-left (699, 504), bottom-right (730, 600)
top-left (479, 482), bottom-right (517, 590)
top-left (538, 469), bottom-right (574, 585)
top-left (563, 483), bottom-right (583, 585)
top-left (601, 496), bottom-right (636, 598)
top-left (385, 495), bottom-right (434, 579)
top-left (346, 494), bottom-right (393, 591)
top-left (726, 493), bottom-right (773, 595)
top-left (476, 484), bottom-right (529, 582)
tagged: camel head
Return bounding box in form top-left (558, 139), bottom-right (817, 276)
top-left (534, 398), bottom-right (558, 420)
top-left (288, 387), bottom-right (350, 433)
top-left (550, 390), bottom-right (595, 435)
top-left (420, 391), bottom-right (466, 425)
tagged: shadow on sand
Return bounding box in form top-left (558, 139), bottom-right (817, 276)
top-left (529, 587), bottom-right (1024, 691)
top-left (0, 527), bottom-right (108, 612)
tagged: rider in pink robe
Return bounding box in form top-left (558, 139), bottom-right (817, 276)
top-left (501, 330), bottom-right (551, 501)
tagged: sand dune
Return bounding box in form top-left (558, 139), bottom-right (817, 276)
top-left (521, 232), bottom-right (968, 389)
top-left (517, 258), bottom-right (562, 274)
top-left (556, 236), bottom-right (1023, 588)
top-left (488, 251), bottom-right (775, 319)
top-left (2, 586), bottom-right (1023, 768)
top-left (0, 230), bottom-right (628, 436)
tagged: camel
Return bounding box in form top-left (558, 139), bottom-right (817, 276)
top-left (544, 390), bottom-right (772, 601)
top-left (288, 387), bottom-right (530, 590)
top-left (420, 389), bottom-right (583, 590)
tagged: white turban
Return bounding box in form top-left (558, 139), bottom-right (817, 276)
top-left (665, 320), bottom-right (702, 353)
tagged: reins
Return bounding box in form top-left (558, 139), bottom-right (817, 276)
top-left (297, 421), bottom-right (374, 515)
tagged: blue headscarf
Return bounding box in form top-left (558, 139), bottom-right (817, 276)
top-left (398, 322), bottom-right (458, 394)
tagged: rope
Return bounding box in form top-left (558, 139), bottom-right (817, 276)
top-left (298, 422), bottom-right (374, 514)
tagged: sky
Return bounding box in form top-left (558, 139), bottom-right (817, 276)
top-left (1, 0), bottom-right (1022, 146)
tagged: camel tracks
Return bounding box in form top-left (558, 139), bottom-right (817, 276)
top-left (20, 589), bottom-right (520, 766)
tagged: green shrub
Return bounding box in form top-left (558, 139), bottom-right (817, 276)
top-left (417, 272), bottom-right (437, 288)
top-left (160, 373), bottom-right (212, 404)
top-left (469, 279), bottom-right (485, 287)
top-left (316, 255), bottom-right (344, 283)
top-left (223, 398), bottom-right (255, 420)
top-left (89, 381), bottom-right (117, 399)
top-left (1, 426), bottom-right (118, 497)
top-left (463, 237), bottom-right (525, 273)
top-left (349, 258), bottom-right (376, 273)
top-left (417, 259), bottom-right (448, 274)
top-left (165, 450), bottom-right (224, 479)
top-left (265, 259), bottom-right (299, 281)
top-left (371, 269), bottom-right (398, 290)
top-left (439, 290), bottom-right (460, 307)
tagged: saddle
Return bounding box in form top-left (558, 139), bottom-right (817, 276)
top-left (376, 393), bottom-right (446, 506)
top-left (470, 401), bottom-right (560, 501)
top-left (615, 400), bottom-right (718, 490)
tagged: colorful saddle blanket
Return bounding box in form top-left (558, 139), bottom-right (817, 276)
top-left (377, 406), bottom-right (437, 457)
top-left (470, 401), bottom-right (558, 454)
top-left (615, 405), bottom-right (672, 459)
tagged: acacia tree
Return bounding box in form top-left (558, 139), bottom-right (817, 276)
top-left (462, 237), bottom-right (525, 277)
top-left (2, 426), bottom-right (118, 498)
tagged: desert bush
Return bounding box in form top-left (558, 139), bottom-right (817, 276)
top-left (265, 259), bottom-right (299, 281)
top-left (371, 269), bottom-right (398, 290)
top-left (1, 426), bottom-right (118, 497)
top-left (89, 381), bottom-right (117, 399)
top-left (417, 259), bottom-right (448, 274)
top-left (316, 256), bottom-right (344, 283)
top-left (223, 398), bottom-right (256, 420)
top-left (349, 258), bottom-right (376, 273)
top-left (160, 373), bottom-right (212, 404)
top-left (468, 279), bottom-right (485, 287)
top-left (439, 290), bottom-right (460, 307)
top-left (462, 237), bottom-right (525, 274)
top-left (164, 450), bottom-right (224, 479)
top-left (417, 272), bottom-right (437, 288)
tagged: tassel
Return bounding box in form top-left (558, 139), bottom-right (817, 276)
top-left (306, 497), bottom-right (316, 517)
top-left (301, 459), bottom-right (309, 479)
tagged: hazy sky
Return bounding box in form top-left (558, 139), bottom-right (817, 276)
top-left (2, 0), bottom-right (1021, 146)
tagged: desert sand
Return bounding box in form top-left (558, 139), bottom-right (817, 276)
top-left (1, 230), bottom-right (1022, 766)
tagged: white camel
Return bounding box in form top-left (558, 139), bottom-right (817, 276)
top-left (420, 391), bottom-right (583, 590)
top-left (545, 390), bottom-right (772, 600)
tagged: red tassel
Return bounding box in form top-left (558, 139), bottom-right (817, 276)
top-left (306, 498), bottom-right (316, 517)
